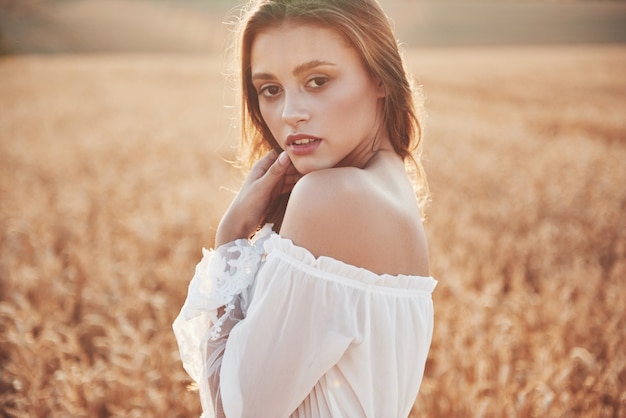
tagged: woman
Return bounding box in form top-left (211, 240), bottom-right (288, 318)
top-left (173, 0), bottom-right (437, 417)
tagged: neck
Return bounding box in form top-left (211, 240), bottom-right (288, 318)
top-left (338, 127), bottom-right (394, 169)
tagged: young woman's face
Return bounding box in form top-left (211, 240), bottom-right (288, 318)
top-left (250, 23), bottom-right (386, 174)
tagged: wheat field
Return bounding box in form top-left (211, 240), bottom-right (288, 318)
top-left (0, 42), bottom-right (625, 417)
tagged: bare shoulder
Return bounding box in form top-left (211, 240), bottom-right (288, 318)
top-left (279, 167), bottom-right (429, 276)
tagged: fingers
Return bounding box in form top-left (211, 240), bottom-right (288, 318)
top-left (269, 151), bottom-right (291, 175)
top-left (252, 150), bottom-right (292, 179)
top-left (248, 150), bottom-right (301, 195)
top-left (250, 149), bottom-right (279, 180)
top-left (277, 163), bottom-right (302, 195)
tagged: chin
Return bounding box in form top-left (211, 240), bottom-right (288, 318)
top-left (293, 160), bottom-right (334, 175)
top-left (293, 165), bottom-right (315, 176)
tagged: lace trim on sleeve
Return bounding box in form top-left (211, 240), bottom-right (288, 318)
top-left (172, 225), bottom-right (272, 384)
top-left (178, 224), bottom-right (271, 328)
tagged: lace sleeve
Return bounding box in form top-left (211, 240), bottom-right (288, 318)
top-left (172, 225), bottom-right (272, 418)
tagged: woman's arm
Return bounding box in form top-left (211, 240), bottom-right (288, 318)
top-left (173, 229), bottom-right (269, 418)
top-left (175, 150), bottom-right (299, 417)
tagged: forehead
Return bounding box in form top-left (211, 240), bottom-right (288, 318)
top-left (250, 23), bottom-right (357, 72)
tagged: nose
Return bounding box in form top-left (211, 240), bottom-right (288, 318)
top-left (281, 91), bottom-right (309, 128)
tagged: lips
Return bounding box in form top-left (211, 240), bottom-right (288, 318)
top-left (285, 133), bottom-right (322, 156)
top-left (292, 138), bottom-right (317, 145)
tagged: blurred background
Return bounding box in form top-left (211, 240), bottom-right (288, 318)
top-left (1, 1), bottom-right (625, 417)
top-left (1, 0), bottom-right (626, 53)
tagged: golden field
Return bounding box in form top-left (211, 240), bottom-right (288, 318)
top-left (0, 38), bottom-right (625, 418)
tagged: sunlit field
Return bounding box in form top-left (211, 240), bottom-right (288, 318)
top-left (1, 3), bottom-right (625, 416)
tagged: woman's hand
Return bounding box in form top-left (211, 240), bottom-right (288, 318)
top-left (215, 150), bottom-right (300, 247)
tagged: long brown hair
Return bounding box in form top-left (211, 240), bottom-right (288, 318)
top-left (232, 0), bottom-right (428, 230)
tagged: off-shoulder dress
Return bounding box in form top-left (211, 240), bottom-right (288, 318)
top-left (173, 225), bottom-right (437, 418)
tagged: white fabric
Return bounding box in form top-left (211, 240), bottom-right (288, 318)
top-left (173, 224), bottom-right (437, 418)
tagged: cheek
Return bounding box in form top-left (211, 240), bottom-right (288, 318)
top-left (259, 103), bottom-right (281, 134)
top-left (330, 85), bottom-right (378, 127)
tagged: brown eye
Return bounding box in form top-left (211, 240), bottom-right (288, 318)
top-left (259, 85), bottom-right (282, 97)
top-left (306, 77), bottom-right (329, 89)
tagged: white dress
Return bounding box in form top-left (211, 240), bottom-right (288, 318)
top-left (173, 225), bottom-right (437, 418)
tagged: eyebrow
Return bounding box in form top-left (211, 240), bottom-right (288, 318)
top-left (251, 60), bottom-right (336, 82)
